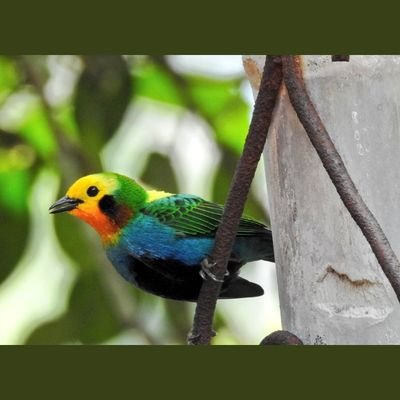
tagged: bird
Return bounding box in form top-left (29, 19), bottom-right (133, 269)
top-left (49, 172), bottom-right (275, 302)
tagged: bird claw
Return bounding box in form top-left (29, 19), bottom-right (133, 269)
top-left (199, 257), bottom-right (229, 283)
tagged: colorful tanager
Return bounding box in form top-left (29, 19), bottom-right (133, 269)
top-left (49, 173), bottom-right (275, 301)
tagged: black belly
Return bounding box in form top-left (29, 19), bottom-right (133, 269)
top-left (124, 255), bottom-right (244, 302)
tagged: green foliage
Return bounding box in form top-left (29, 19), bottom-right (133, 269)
top-left (0, 55), bottom-right (268, 345)
top-left (0, 165), bottom-right (31, 284)
top-left (75, 56), bottom-right (132, 155)
top-left (18, 100), bottom-right (57, 160)
top-left (135, 58), bottom-right (250, 153)
top-left (0, 210), bottom-right (29, 283)
top-left (135, 62), bottom-right (184, 106)
top-left (0, 56), bottom-right (19, 103)
top-left (189, 75), bottom-right (250, 152)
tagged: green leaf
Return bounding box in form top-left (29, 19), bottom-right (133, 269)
top-left (18, 100), bottom-right (57, 160)
top-left (213, 100), bottom-right (250, 153)
top-left (188, 75), bottom-right (240, 116)
top-left (134, 62), bottom-right (183, 106)
top-left (74, 56), bottom-right (132, 152)
top-left (187, 76), bottom-right (250, 153)
top-left (0, 169), bottom-right (30, 213)
top-left (0, 169), bottom-right (30, 282)
top-left (0, 56), bottom-right (19, 104)
top-left (0, 208), bottom-right (29, 283)
top-left (53, 103), bottom-right (80, 142)
top-left (135, 60), bottom-right (250, 154)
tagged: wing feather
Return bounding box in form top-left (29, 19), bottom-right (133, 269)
top-left (141, 194), bottom-right (269, 237)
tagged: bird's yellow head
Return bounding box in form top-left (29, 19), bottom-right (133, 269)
top-left (49, 172), bottom-right (148, 243)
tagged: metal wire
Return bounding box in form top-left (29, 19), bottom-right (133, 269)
top-left (282, 55), bottom-right (400, 301)
top-left (188, 56), bottom-right (283, 345)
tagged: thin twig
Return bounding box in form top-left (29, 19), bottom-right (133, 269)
top-left (282, 55), bottom-right (400, 301)
top-left (188, 56), bottom-right (283, 345)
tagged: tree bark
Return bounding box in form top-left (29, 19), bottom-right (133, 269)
top-left (243, 55), bottom-right (400, 344)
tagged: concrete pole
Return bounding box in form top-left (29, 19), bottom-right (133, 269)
top-left (243, 55), bottom-right (400, 344)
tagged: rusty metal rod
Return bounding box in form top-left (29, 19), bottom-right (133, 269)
top-left (282, 55), bottom-right (400, 302)
top-left (260, 330), bottom-right (304, 345)
top-left (187, 56), bottom-right (283, 345)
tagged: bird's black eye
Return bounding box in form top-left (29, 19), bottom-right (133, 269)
top-left (87, 186), bottom-right (99, 197)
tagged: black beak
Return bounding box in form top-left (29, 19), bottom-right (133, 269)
top-left (49, 196), bottom-right (83, 214)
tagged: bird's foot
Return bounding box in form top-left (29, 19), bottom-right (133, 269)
top-left (199, 256), bottom-right (229, 283)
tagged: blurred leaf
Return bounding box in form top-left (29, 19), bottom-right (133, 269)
top-left (211, 148), bottom-right (269, 224)
top-left (18, 100), bottom-right (57, 160)
top-left (0, 56), bottom-right (19, 103)
top-left (135, 62), bottom-right (183, 106)
top-left (53, 103), bottom-right (80, 142)
top-left (140, 152), bottom-right (179, 193)
top-left (136, 59), bottom-right (250, 154)
top-left (26, 271), bottom-right (122, 344)
top-left (75, 56), bottom-right (132, 153)
top-left (0, 169), bottom-right (31, 212)
top-left (0, 207), bottom-right (29, 283)
top-left (0, 144), bottom-right (36, 173)
top-left (0, 170), bottom-right (30, 282)
top-left (213, 100), bottom-right (249, 154)
top-left (188, 76), bottom-right (249, 153)
top-left (188, 76), bottom-right (240, 116)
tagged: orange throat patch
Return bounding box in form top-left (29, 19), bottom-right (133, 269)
top-left (70, 207), bottom-right (121, 243)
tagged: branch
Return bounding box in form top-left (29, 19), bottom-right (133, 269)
top-left (188, 56), bottom-right (283, 345)
top-left (282, 55), bottom-right (400, 301)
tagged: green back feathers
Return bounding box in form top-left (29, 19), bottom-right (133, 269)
top-left (141, 194), bottom-right (268, 237)
top-left (102, 173), bottom-right (268, 236)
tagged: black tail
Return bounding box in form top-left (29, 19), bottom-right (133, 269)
top-left (219, 277), bottom-right (264, 299)
top-left (235, 228), bottom-right (275, 263)
top-left (261, 229), bottom-right (275, 262)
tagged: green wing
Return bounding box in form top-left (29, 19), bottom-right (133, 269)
top-left (140, 194), bottom-right (268, 237)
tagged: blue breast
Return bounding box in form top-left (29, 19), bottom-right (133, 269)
top-left (109, 214), bottom-right (214, 266)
